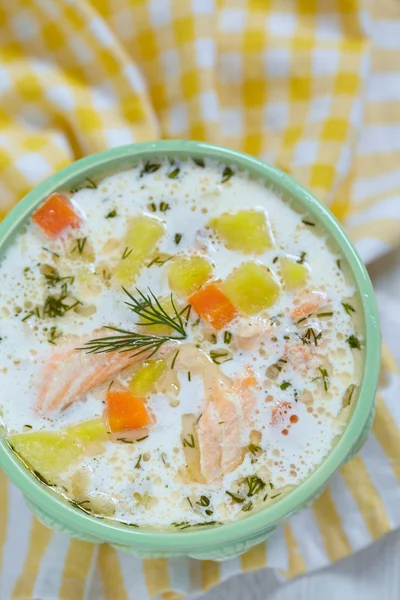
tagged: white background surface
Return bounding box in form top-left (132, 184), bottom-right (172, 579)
top-left (203, 247), bottom-right (400, 600)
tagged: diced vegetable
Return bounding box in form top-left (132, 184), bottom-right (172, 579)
top-left (222, 262), bottom-right (280, 315)
top-left (189, 282), bottom-right (238, 330)
top-left (32, 193), bottom-right (80, 237)
top-left (115, 215), bottom-right (165, 285)
top-left (66, 418), bottom-right (109, 443)
top-left (129, 359), bottom-right (166, 397)
top-left (138, 295), bottom-right (183, 336)
top-left (9, 431), bottom-right (83, 483)
top-left (280, 257), bottom-right (308, 290)
top-left (168, 255), bottom-right (212, 296)
top-left (106, 390), bottom-right (151, 433)
top-left (209, 210), bottom-right (272, 254)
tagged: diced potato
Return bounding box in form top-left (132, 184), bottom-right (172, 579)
top-left (115, 215), bottom-right (165, 285)
top-left (168, 255), bottom-right (212, 296)
top-left (222, 262), bottom-right (280, 315)
top-left (209, 210), bottom-right (272, 254)
top-left (9, 431), bottom-right (82, 484)
top-left (138, 295), bottom-right (184, 336)
top-left (129, 359), bottom-right (167, 397)
top-left (280, 257), bottom-right (309, 290)
top-left (181, 414), bottom-right (205, 483)
top-left (9, 419), bottom-right (109, 484)
top-left (66, 418), bottom-right (109, 443)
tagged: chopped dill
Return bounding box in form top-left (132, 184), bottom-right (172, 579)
top-left (297, 251), bottom-right (307, 264)
top-left (210, 350), bottom-right (232, 364)
top-left (171, 349), bottom-right (180, 369)
top-left (245, 475), bottom-right (266, 497)
top-left (122, 247), bottom-right (133, 260)
top-left (342, 302), bottom-right (355, 315)
top-left (146, 255), bottom-right (172, 267)
top-left (193, 158), bottom-right (205, 167)
top-left (347, 334), bottom-right (361, 350)
top-left (196, 495), bottom-right (210, 507)
top-left (186, 497), bottom-right (193, 509)
top-left (140, 162), bottom-right (161, 176)
top-left (167, 167), bottom-right (180, 179)
top-left (312, 367), bottom-right (330, 391)
top-left (174, 233), bottom-right (182, 244)
top-left (280, 381), bottom-right (292, 391)
top-left (224, 331), bottom-right (232, 344)
top-left (248, 444), bottom-right (262, 456)
top-left (106, 209), bottom-right (117, 218)
top-left (221, 166), bottom-right (234, 183)
top-left (182, 433), bottom-right (195, 448)
top-left (134, 454), bottom-right (142, 469)
top-left (42, 247), bottom-right (60, 258)
top-left (302, 219), bottom-right (315, 227)
top-left (242, 501), bottom-right (253, 512)
top-left (72, 237), bottom-right (87, 255)
top-left (226, 491), bottom-right (245, 503)
top-left (159, 201), bottom-right (170, 212)
top-left (188, 371), bottom-right (191, 381)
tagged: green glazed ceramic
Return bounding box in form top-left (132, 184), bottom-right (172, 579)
top-left (0, 141), bottom-right (381, 560)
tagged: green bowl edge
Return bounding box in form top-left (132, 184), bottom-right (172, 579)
top-left (0, 140), bottom-right (381, 552)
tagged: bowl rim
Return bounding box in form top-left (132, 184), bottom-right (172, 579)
top-left (0, 140), bottom-right (381, 551)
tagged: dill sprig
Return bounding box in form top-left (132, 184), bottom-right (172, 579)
top-left (245, 475), bottom-right (266, 497)
top-left (81, 287), bottom-right (189, 358)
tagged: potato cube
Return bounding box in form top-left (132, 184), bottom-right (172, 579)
top-left (280, 257), bottom-right (309, 290)
top-left (66, 418), bottom-right (109, 442)
top-left (209, 210), bottom-right (272, 254)
top-left (129, 359), bottom-right (167, 397)
top-left (115, 215), bottom-right (165, 284)
top-left (9, 431), bottom-right (82, 484)
top-left (168, 255), bottom-right (212, 296)
top-left (222, 261), bottom-right (280, 315)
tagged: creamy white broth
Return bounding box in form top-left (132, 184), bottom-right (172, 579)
top-left (0, 158), bottom-right (363, 528)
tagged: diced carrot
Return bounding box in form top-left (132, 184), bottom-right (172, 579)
top-left (271, 401), bottom-right (292, 426)
top-left (106, 390), bottom-right (151, 433)
top-left (32, 193), bottom-right (80, 237)
top-left (189, 283), bottom-right (238, 330)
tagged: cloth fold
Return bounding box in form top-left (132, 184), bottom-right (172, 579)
top-left (0, 0), bottom-right (399, 598)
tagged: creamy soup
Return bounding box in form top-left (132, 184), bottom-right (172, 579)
top-left (0, 158), bottom-right (363, 529)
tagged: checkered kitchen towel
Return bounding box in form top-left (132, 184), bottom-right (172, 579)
top-left (0, 0), bottom-right (399, 598)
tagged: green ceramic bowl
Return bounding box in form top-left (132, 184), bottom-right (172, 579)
top-left (0, 141), bottom-right (381, 560)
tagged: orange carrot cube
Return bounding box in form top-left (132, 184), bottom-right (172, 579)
top-left (106, 391), bottom-right (151, 433)
top-left (32, 193), bottom-right (80, 237)
top-left (189, 283), bottom-right (238, 330)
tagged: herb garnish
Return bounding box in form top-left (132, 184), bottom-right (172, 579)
top-left (221, 166), bottom-right (234, 183)
top-left (248, 444), bottom-right (262, 456)
top-left (174, 233), bottom-right (182, 245)
top-left (224, 331), bottom-right (232, 344)
top-left (71, 237), bottom-right (87, 255)
top-left (146, 255), bottom-right (172, 267)
top-left (182, 433), bottom-right (195, 448)
top-left (187, 497), bottom-right (193, 509)
top-left (342, 302), bottom-right (355, 315)
top-left (272, 256), bottom-right (279, 264)
top-left (81, 288), bottom-right (189, 359)
top-left (210, 350), bottom-right (232, 364)
top-left (193, 158), bottom-right (205, 168)
top-left (42, 247), bottom-right (60, 258)
top-left (226, 491), bottom-right (245, 503)
top-left (343, 384), bottom-right (356, 407)
top-left (106, 210), bottom-right (117, 218)
top-left (47, 326), bottom-right (62, 345)
top-left (159, 201), bottom-right (170, 212)
top-left (302, 219), bottom-right (315, 227)
top-left (122, 247), bottom-right (133, 260)
top-left (297, 251), bottom-right (307, 264)
top-left (312, 367), bottom-right (330, 391)
top-left (317, 312), bottom-right (333, 318)
top-left (171, 349), bottom-right (180, 369)
top-left (140, 162), bottom-right (161, 176)
top-left (134, 454), bottom-right (142, 469)
top-left (280, 381), bottom-right (292, 391)
top-left (242, 501), bottom-right (253, 512)
top-left (297, 328), bottom-right (322, 346)
top-left (168, 167), bottom-right (180, 179)
top-left (196, 495), bottom-right (210, 507)
top-left (336, 259), bottom-right (341, 270)
top-left (347, 334), bottom-right (361, 350)
top-left (245, 475), bottom-right (266, 497)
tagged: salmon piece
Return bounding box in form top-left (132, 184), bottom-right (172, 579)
top-left (36, 338), bottom-right (175, 412)
top-left (291, 290), bottom-right (328, 320)
top-left (197, 401), bottom-right (222, 482)
top-left (210, 379), bottom-right (246, 474)
top-left (271, 400), bottom-right (293, 426)
top-left (234, 317), bottom-right (271, 350)
top-left (233, 365), bottom-right (257, 425)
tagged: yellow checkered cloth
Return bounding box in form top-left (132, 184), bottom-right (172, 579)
top-left (0, 0), bottom-right (400, 598)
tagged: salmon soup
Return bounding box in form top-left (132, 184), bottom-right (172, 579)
top-left (0, 158), bottom-right (363, 528)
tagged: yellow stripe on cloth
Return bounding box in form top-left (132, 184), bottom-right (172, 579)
top-left (143, 558), bottom-right (171, 597)
top-left (340, 455), bottom-right (391, 539)
top-left (240, 542), bottom-right (267, 572)
top-left (58, 540), bottom-right (96, 600)
top-left (98, 545), bottom-right (129, 600)
top-left (311, 489), bottom-right (352, 561)
top-left (201, 561), bottom-right (221, 591)
top-left (283, 523), bottom-right (306, 579)
top-left (373, 395), bottom-right (400, 482)
top-left (11, 518), bottom-right (53, 599)
top-left (0, 469), bottom-right (8, 572)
